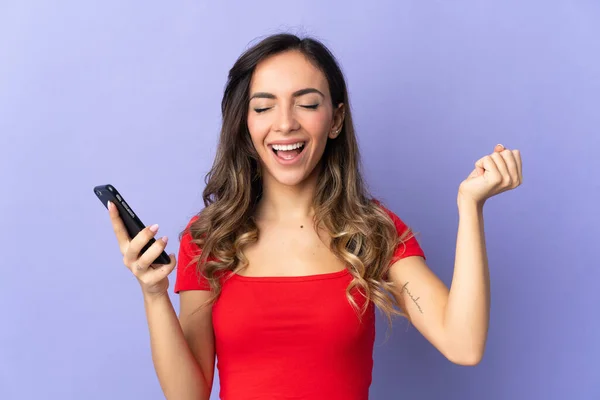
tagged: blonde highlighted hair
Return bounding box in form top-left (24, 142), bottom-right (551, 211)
top-left (182, 33), bottom-right (416, 324)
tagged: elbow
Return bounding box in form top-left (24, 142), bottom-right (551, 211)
top-left (443, 342), bottom-right (485, 366)
top-left (448, 351), bottom-right (483, 366)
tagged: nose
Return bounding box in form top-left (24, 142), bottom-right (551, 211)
top-left (274, 106), bottom-right (300, 134)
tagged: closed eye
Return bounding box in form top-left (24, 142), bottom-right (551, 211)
top-left (254, 107), bottom-right (271, 113)
top-left (253, 104), bottom-right (319, 113)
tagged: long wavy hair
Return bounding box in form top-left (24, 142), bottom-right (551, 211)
top-left (183, 33), bottom-right (415, 324)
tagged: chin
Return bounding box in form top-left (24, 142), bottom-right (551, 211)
top-left (259, 147), bottom-right (322, 188)
top-left (268, 170), bottom-right (312, 187)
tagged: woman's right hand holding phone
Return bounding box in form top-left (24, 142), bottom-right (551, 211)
top-left (107, 201), bottom-right (177, 298)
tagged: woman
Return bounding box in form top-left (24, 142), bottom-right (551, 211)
top-left (107, 33), bottom-right (522, 399)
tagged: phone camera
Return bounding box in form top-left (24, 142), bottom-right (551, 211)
top-left (96, 190), bottom-right (102, 196)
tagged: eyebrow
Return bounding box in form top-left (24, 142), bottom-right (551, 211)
top-left (249, 88), bottom-right (325, 100)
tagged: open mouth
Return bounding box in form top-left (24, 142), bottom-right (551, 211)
top-left (271, 141), bottom-right (306, 161)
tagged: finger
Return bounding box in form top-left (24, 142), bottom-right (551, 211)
top-left (130, 237), bottom-right (167, 276)
top-left (512, 149), bottom-right (523, 183)
top-left (131, 259), bottom-right (149, 275)
top-left (491, 151), bottom-right (511, 187)
top-left (499, 149), bottom-right (520, 187)
top-left (108, 201), bottom-right (131, 254)
top-left (475, 155), bottom-right (500, 178)
top-left (494, 143), bottom-right (505, 153)
top-left (137, 236), bottom-right (169, 270)
top-left (124, 224), bottom-right (160, 265)
top-left (144, 254), bottom-right (177, 282)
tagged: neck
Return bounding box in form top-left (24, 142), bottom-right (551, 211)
top-left (255, 168), bottom-right (320, 222)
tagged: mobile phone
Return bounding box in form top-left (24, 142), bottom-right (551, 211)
top-left (94, 184), bottom-right (171, 265)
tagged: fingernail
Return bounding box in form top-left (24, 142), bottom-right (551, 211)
top-left (107, 201), bottom-right (113, 210)
top-left (161, 236), bottom-right (168, 244)
top-left (496, 143), bottom-right (504, 148)
top-left (149, 224), bottom-right (159, 233)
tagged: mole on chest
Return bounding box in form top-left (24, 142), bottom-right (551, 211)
top-left (240, 227), bottom-right (345, 277)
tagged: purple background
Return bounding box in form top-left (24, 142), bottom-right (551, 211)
top-left (1, 1), bottom-right (599, 399)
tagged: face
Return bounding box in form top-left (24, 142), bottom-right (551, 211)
top-left (247, 50), bottom-right (344, 187)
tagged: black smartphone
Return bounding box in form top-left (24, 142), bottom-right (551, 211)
top-left (94, 184), bottom-right (171, 265)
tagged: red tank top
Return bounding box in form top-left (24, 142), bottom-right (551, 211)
top-left (174, 205), bottom-right (425, 399)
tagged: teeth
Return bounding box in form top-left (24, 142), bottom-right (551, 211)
top-left (272, 142), bottom-right (305, 151)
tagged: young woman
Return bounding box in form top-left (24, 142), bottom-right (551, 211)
top-left (107, 34), bottom-right (522, 400)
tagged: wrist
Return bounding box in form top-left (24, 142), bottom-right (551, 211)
top-left (143, 290), bottom-right (170, 306)
top-left (457, 193), bottom-right (485, 213)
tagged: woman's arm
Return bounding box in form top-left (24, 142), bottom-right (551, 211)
top-left (144, 290), bottom-right (215, 400)
top-left (388, 145), bottom-right (522, 365)
top-left (388, 199), bottom-right (489, 366)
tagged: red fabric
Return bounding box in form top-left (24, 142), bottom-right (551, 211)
top-left (174, 205), bottom-right (425, 400)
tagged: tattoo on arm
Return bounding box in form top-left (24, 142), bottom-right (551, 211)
top-left (402, 282), bottom-right (423, 314)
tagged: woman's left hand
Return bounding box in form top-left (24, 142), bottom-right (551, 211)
top-left (458, 144), bottom-right (523, 206)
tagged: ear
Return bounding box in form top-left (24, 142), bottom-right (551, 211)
top-left (328, 103), bottom-right (345, 139)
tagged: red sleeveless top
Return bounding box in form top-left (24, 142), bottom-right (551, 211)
top-left (174, 205), bottom-right (425, 400)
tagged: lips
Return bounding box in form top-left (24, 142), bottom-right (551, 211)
top-left (268, 140), bottom-right (307, 165)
